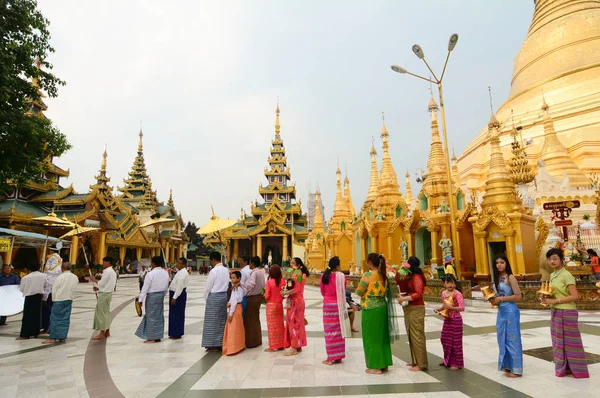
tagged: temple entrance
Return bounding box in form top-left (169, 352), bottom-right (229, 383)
top-left (415, 227), bottom-right (432, 265)
top-left (488, 241), bottom-right (507, 269)
top-left (12, 248), bottom-right (38, 269)
top-left (261, 236), bottom-right (283, 265)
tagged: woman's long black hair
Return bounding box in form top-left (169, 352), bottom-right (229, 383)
top-left (407, 256), bottom-right (426, 286)
top-left (322, 256), bottom-right (340, 285)
top-left (293, 257), bottom-right (310, 277)
top-left (492, 253), bottom-right (513, 293)
top-left (367, 253), bottom-right (387, 285)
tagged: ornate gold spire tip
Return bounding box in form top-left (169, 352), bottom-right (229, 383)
top-left (275, 99), bottom-right (281, 134)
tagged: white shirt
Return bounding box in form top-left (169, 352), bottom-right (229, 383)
top-left (52, 271), bottom-right (79, 301)
top-left (169, 269), bottom-right (189, 299)
top-left (98, 266), bottom-right (117, 293)
top-left (139, 267), bottom-right (169, 302)
top-left (240, 265), bottom-right (251, 284)
top-left (20, 271), bottom-right (46, 297)
top-left (43, 253), bottom-right (63, 300)
top-left (204, 263), bottom-right (230, 299)
top-left (228, 286), bottom-right (245, 316)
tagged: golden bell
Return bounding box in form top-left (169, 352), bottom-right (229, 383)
top-left (438, 296), bottom-right (454, 319)
top-left (537, 280), bottom-right (554, 296)
top-left (481, 285), bottom-right (498, 309)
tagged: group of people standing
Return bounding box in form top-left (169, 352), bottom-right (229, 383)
top-left (202, 251), bottom-right (312, 357)
top-left (12, 253), bottom-right (80, 344)
top-left (316, 249), bottom-right (590, 380)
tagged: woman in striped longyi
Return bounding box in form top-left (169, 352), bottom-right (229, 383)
top-left (320, 257), bottom-right (350, 365)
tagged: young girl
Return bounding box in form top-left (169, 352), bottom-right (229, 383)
top-left (435, 274), bottom-right (464, 370)
top-left (542, 248), bottom-right (589, 378)
top-left (281, 257), bottom-right (309, 356)
top-left (264, 265), bottom-right (286, 352)
top-left (222, 271), bottom-right (245, 356)
top-left (491, 254), bottom-right (523, 378)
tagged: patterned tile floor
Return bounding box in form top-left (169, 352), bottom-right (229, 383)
top-left (1, 274), bottom-right (599, 397)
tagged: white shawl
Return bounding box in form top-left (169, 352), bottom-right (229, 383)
top-left (334, 272), bottom-right (352, 338)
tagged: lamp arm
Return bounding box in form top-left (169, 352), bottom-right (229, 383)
top-left (421, 58), bottom-right (440, 82)
top-left (405, 70), bottom-right (436, 84)
top-left (440, 51), bottom-right (451, 82)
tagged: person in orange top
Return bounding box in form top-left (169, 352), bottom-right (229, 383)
top-left (264, 265), bottom-right (286, 352)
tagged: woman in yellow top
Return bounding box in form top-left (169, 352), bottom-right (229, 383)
top-left (356, 253), bottom-right (393, 374)
top-left (541, 248), bottom-right (589, 378)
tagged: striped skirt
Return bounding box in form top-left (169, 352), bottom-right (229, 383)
top-left (266, 302), bottom-right (284, 350)
top-left (550, 309), bottom-right (589, 378)
top-left (202, 291), bottom-right (228, 348)
top-left (323, 302), bottom-right (345, 361)
top-left (168, 289), bottom-right (186, 338)
top-left (135, 292), bottom-right (165, 341)
top-left (440, 316), bottom-right (464, 368)
top-left (49, 300), bottom-right (73, 340)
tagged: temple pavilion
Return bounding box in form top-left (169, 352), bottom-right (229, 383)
top-left (205, 104), bottom-right (309, 266)
top-left (0, 83), bottom-right (187, 269)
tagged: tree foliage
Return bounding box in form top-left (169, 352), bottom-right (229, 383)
top-left (0, 0), bottom-right (71, 193)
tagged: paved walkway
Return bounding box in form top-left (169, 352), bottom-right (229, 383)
top-left (1, 275), bottom-right (599, 397)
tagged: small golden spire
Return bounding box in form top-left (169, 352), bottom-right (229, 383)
top-left (405, 169), bottom-right (414, 205)
top-left (375, 113), bottom-right (403, 216)
top-left (423, 94), bottom-right (448, 208)
top-left (364, 137), bottom-right (380, 209)
top-left (381, 112), bottom-right (389, 138)
top-left (101, 148), bottom-right (107, 172)
top-left (481, 112), bottom-right (521, 213)
top-left (538, 98), bottom-right (589, 187)
top-left (138, 127), bottom-right (144, 153)
top-left (313, 189), bottom-right (325, 229)
top-left (343, 166), bottom-right (355, 216)
top-left (275, 99), bottom-right (281, 135)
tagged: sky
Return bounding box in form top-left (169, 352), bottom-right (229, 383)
top-left (38, 0), bottom-right (534, 226)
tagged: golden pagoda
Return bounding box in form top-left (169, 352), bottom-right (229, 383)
top-left (353, 118), bottom-right (410, 267)
top-left (306, 190), bottom-right (327, 270)
top-left (508, 124), bottom-right (535, 186)
top-left (343, 170), bottom-right (356, 217)
top-left (207, 103), bottom-right (308, 265)
top-left (458, 0), bottom-right (600, 190)
top-left (405, 170), bottom-right (416, 210)
top-left (325, 165), bottom-right (354, 270)
top-left (468, 115), bottom-right (537, 278)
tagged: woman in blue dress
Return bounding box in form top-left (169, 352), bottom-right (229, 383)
top-left (491, 253), bottom-right (523, 378)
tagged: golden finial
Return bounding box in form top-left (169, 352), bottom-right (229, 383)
top-left (488, 86), bottom-right (494, 116)
top-left (275, 98), bottom-right (281, 134)
top-left (101, 148), bottom-right (107, 172)
top-left (451, 145), bottom-right (457, 162)
top-left (138, 126), bottom-right (144, 152)
top-left (541, 89), bottom-right (549, 111)
top-left (370, 136), bottom-right (377, 156)
top-left (381, 112), bottom-right (389, 138)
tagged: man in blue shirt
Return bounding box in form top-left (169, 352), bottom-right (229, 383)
top-left (0, 264), bottom-right (20, 325)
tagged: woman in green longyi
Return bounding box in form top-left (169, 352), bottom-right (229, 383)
top-left (356, 253), bottom-right (393, 374)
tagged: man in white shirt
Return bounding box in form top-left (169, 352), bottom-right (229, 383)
top-left (168, 257), bottom-right (189, 339)
top-left (202, 251), bottom-right (231, 351)
top-left (89, 256), bottom-right (117, 340)
top-left (239, 255), bottom-right (251, 317)
top-left (41, 249), bottom-right (63, 334)
top-left (42, 261), bottom-right (79, 344)
top-left (135, 256), bottom-right (169, 343)
top-left (16, 261), bottom-right (47, 340)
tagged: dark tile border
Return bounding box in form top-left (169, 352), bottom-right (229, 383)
top-left (83, 297), bottom-right (135, 398)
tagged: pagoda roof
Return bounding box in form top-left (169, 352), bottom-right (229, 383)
top-left (30, 186), bottom-right (75, 202)
top-left (0, 200), bottom-right (48, 218)
top-left (48, 163), bottom-right (70, 177)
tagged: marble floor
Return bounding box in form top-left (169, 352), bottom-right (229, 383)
top-left (1, 275), bottom-right (600, 398)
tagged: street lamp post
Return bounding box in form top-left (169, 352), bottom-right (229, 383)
top-left (391, 33), bottom-right (462, 280)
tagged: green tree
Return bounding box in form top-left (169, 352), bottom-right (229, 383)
top-left (0, 0), bottom-right (71, 193)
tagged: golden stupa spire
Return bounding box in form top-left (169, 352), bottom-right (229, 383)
top-left (538, 98), bottom-right (589, 187)
top-left (101, 148), bottom-right (107, 172)
top-left (275, 98), bottom-right (281, 135)
top-left (375, 112), bottom-right (404, 216)
top-left (138, 127), bottom-right (144, 153)
top-left (330, 161), bottom-right (351, 230)
top-left (364, 137), bottom-right (380, 209)
top-left (423, 95), bottom-right (449, 207)
top-left (405, 170), bottom-right (415, 204)
top-left (343, 164), bottom-right (356, 216)
top-left (91, 148), bottom-right (111, 192)
top-left (481, 114), bottom-right (521, 213)
top-left (313, 189), bottom-right (325, 229)
top-left (168, 188), bottom-right (174, 208)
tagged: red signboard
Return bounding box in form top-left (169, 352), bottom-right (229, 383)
top-left (554, 220), bottom-right (573, 227)
top-left (543, 200), bottom-right (581, 211)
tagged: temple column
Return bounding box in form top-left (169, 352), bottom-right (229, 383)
top-left (474, 231), bottom-right (489, 275)
top-left (282, 236), bottom-right (288, 260)
top-left (170, 244), bottom-right (176, 263)
top-left (164, 242), bottom-right (170, 262)
top-left (503, 229), bottom-right (518, 274)
top-left (70, 235), bottom-right (79, 265)
top-left (257, 236), bottom-right (262, 260)
top-left (119, 247), bottom-right (126, 269)
top-left (136, 247), bottom-right (143, 262)
top-left (233, 239), bottom-right (239, 260)
top-left (98, 232), bottom-right (107, 264)
top-left (386, 235), bottom-right (393, 261)
top-left (430, 229), bottom-right (439, 266)
top-left (178, 244), bottom-right (183, 259)
top-left (406, 231), bottom-right (415, 257)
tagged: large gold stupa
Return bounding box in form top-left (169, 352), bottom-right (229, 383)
top-left (458, 0), bottom-right (600, 188)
